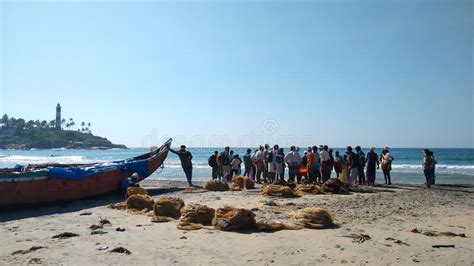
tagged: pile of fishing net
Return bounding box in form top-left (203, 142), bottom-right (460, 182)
top-left (125, 187), bottom-right (148, 199)
top-left (212, 206), bottom-right (257, 231)
top-left (230, 176), bottom-right (256, 191)
top-left (153, 196), bottom-right (185, 219)
top-left (295, 184), bottom-right (322, 195)
top-left (125, 194), bottom-right (155, 212)
top-left (204, 180), bottom-right (230, 191)
top-left (177, 204), bottom-right (216, 230)
top-left (292, 207), bottom-right (335, 229)
top-left (261, 184), bottom-right (301, 198)
top-left (322, 178), bottom-right (349, 194)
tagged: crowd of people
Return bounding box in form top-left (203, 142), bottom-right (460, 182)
top-left (168, 144), bottom-right (438, 189)
top-left (206, 145), bottom-right (397, 188)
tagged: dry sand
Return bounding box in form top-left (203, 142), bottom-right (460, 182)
top-left (1, 180), bottom-right (473, 265)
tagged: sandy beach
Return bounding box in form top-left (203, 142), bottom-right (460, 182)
top-left (1, 180), bottom-right (473, 265)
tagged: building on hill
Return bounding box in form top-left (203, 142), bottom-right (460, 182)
top-left (56, 103), bottom-right (61, 130)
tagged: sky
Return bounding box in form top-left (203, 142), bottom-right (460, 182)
top-left (0, 0), bottom-right (472, 148)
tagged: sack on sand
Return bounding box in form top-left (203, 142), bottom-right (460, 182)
top-left (153, 196), bottom-right (185, 219)
top-left (322, 178), bottom-right (348, 194)
top-left (295, 184), bottom-right (322, 195)
top-left (256, 218), bottom-right (303, 232)
top-left (231, 176), bottom-right (256, 190)
top-left (126, 195), bottom-right (154, 211)
top-left (204, 180), bottom-right (230, 191)
top-left (261, 185), bottom-right (300, 198)
top-left (125, 187), bottom-right (148, 199)
top-left (212, 206), bottom-right (256, 231)
top-left (177, 204), bottom-right (216, 231)
top-left (292, 207), bottom-right (335, 229)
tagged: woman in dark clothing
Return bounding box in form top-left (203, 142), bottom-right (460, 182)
top-left (365, 147), bottom-right (379, 186)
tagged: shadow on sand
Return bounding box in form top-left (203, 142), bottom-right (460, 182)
top-left (0, 186), bottom-right (193, 223)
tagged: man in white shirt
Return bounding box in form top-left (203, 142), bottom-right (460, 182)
top-left (319, 145), bottom-right (331, 182)
top-left (285, 146), bottom-right (302, 183)
top-left (253, 146), bottom-right (264, 183)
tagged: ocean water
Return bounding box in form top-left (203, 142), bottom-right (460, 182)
top-left (0, 148), bottom-right (473, 185)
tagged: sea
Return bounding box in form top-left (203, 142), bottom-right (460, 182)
top-left (0, 148), bottom-right (473, 185)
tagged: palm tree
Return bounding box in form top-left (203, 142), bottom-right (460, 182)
top-left (1, 114), bottom-right (8, 128)
top-left (41, 120), bottom-right (47, 128)
top-left (34, 120), bottom-right (41, 128)
top-left (61, 118), bottom-right (66, 129)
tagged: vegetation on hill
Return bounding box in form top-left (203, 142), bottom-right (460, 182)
top-left (0, 114), bottom-right (127, 150)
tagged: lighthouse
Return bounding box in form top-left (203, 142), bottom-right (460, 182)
top-left (56, 103), bottom-right (61, 130)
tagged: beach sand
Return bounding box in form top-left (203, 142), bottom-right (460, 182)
top-left (1, 180), bottom-right (473, 265)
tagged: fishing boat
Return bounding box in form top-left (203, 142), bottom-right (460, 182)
top-left (0, 139), bottom-right (172, 207)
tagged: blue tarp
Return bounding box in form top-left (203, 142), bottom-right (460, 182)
top-left (48, 159), bottom-right (149, 180)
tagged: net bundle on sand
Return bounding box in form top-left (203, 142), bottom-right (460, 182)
top-left (153, 196), bottom-right (185, 219)
top-left (204, 180), bottom-right (230, 191)
top-left (125, 194), bottom-right (155, 212)
top-left (295, 184), bottom-right (322, 195)
top-left (292, 207), bottom-right (335, 229)
top-left (256, 218), bottom-right (303, 232)
top-left (261, 185), bottom-right (301, 198)
top-left (231, 176), bottom-right (256, 191)
top-left (177, 204), bottom-right (216, 230)
top-left (322, 178), bottom-right (349, 194)
top-left (125, 187), bottom-right (148, 199)
top-left (212, 206), bottom-right (257, 231)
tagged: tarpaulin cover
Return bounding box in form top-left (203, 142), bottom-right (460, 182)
top-left (48, 159), bottom-right (149, 180)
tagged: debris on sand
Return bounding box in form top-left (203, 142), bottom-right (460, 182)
top-left (11, 246), bottom-right (46, 255)
top-left (432, 245), bottom-right (455, 248)
top-left (79, 212), bottom-right (92, 216)
top-left (385, 237), bottom-right (410, 246)
top-left (116, 227), bottom-right (126, 232)
top-left (89, 225), bottom-right (102, 230)
top-left (440, 232), bottom-right (466, 238)
top-left (343, 234), bottom-right (371, 243)
top-left (91, 230), bottom-right (108, 235)
top-left (52, 232), bottom-right (79, 239)
top-left (109, 247), bottom-right (131, 255)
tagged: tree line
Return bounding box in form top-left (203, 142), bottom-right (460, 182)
top-left (1, 114), bottom-right (92, 134)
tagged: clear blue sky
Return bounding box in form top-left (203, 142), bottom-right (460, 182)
top-left (1, 0), bottom-right (472, 148)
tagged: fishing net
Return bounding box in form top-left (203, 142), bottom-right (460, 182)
top-left (108, 202), bottom-right (126, 210)
top-left (231, 176), bottom-right (256, 190)
top-left (125, 187), bottom-right (148, 199)
top-left (295, 184), bottom-right (322, 195)
top-left (261, 185), bottom-right (301, 198)
top-left (322, 178), bottom-right (349, 194)
top-left (292, 207), bottom-right (335, 229)
top-left (177, 204), bottom-right (216, 231)
top-left (125, 195), bottom-right (154, 211)
top-left (153, 196), bottom-right (185, 219)
top-left (212, 206), bottom-right (257, 231)
top-left (204, 180), bottom-right (230, 191)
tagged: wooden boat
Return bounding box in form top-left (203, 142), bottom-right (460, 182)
top-left (0, 139), bottom-right (172, 207)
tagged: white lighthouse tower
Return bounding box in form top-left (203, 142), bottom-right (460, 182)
top-left (56, 103), bottom-right (61, 130)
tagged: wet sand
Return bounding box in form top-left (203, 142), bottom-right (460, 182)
top-left (1, 180), bottom-right (473, 265)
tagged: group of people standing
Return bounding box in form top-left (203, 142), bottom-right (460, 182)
top-left (206, 145), bottom-right (396, 187)
top-left (168, 145), bottom-right (438, 189)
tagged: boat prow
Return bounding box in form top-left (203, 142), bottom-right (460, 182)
top-left (0, 139), bottom-right (172, 207)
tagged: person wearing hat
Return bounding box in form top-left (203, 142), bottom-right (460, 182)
top-left (169, 145), bottom-right (194, 187)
